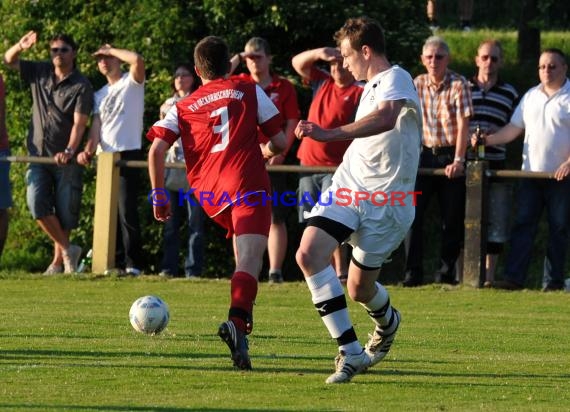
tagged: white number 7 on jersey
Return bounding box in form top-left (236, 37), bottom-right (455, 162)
top-left (210, 106), bottom-right (229, 153)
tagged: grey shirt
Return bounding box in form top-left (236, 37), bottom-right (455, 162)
top-left (20, 60), bottom-right (93, 156)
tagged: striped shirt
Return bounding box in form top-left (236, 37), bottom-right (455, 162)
top-left (468, 78), bottom-right (519, 163)
top-left (415, 70), bottom-right (473, 147)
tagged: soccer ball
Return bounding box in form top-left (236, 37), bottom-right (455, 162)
top-left (129, 295), bottom-right (170, 334)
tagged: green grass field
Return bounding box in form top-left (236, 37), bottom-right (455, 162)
top-left (1, 274), bottom-right (569, 411)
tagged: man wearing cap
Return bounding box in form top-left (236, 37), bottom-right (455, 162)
top-left (230, 37), bottom-right (300, 283)
top-left (86, 44), bottom-right (145, 275)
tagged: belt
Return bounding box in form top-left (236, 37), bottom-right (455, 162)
top-left (422, 145), bottom-right (455, 155)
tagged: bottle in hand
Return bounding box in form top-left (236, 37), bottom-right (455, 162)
top-left (475, 124), bottom-right (485, 160)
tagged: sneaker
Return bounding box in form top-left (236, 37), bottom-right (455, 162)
top-left (365, 309), bottom-right (401, 367)
top-left (63, 245), bottom-right (82, 273)
top-left (43, 263), bottom-right (63, 276)
top-left (217, 320), bottom-right (252, 370)
top-left (325, 350), bottom-right (370, 384)
top-left (125, 267), bottom-right (142, 276)
top-left (268, 272), bottom-right (283, 284)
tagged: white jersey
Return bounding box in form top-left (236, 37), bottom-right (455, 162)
top-left (333, 66), bottom-right (422, 195)
top-left (510, 78), bottom-right (570, 173)
top-left (95, 72), bottom-right (145, 152)
top-left (304, 66), bottom-right (422, 268)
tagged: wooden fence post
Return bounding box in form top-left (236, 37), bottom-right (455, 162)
top-left (92, 152), bottom-right (120, 274)
top-left (463, 160), bottom-right (489, 287)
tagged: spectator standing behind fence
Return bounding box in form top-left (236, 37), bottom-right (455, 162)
top-left (158, 65), bottom-right (205, 278)
top-left (3, 31), bottom-right (94, 274)
top-left (229, 37), bottom-right (300, 284)
top-left (476, 49), bottom-right (570, 291)
top-left (427, 0), bottom-right (474, 31)
top-left (403, 36), bottom-right (473, 287)
top-left (291, 46), bottom-right (364, 284)
top-left (0, 73), bottom-right (11, 261)
top-left (295, 16), bottom-right (422, 384)
top-left (87, 44), bottom-right (145, 276)
top-left (147, 35), bottom-right (287, 370)
top-left (468, 40), bottom-right (519, 287)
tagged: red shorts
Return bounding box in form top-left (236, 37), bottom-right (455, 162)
top-left (211, 193), bottom-right (271, 238)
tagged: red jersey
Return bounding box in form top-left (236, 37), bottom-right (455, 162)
top-left (146, 78), bottom-right (283, 217)
top-left (232, 73), bottom-right (299, 144)
top-left (297, 68), bottom-right (363, 166)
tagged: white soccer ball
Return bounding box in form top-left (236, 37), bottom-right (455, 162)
top-left (129, 295), bottom-right (170, 334)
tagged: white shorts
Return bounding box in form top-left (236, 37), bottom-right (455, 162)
top-left (305, 182), bottom-right (415, 268)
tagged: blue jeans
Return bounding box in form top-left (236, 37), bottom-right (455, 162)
top-left (160, 191), bottom-right (205, 277)
top-left (297, 172), bottom-right (333, 223)
top-left (504, 178), bottom-right (570, 288)
top-left (25, 162), bottom-right (83, 229)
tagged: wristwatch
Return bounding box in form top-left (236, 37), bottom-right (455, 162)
top-left (64, 147), bottom-right (75, 156)
top-left (453, 156), bottom-right (465, 163)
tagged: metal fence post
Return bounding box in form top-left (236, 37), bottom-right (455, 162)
top-left (463, 160), bottom-right (489, 287)
top-left (92, 152), bottom-right (120, 274)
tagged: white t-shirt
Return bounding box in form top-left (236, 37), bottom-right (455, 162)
top-left (510, 78), bottom-right (570, 173)
top-left (333, 66), bottom-right (422, 194)
top-left (95, 72), bottom-right (145, 152)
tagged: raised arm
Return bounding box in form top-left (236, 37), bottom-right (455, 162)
top-left (229, 53), bottom-right (241, 75)
top-left (291, 47), bottom-right (341, 80)
top-left (93, 44), bottom-right (145, 83)
top-left (3, 31), bottom-right (37, 71)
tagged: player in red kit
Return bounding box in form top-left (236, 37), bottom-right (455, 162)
top-left (147, 36), bottom-right (287, 370)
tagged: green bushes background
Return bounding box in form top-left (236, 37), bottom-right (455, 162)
top-left (0, 0), bottom-right (568, 281)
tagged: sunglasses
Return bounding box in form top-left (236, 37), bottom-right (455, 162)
top-left (424, 54), bottom-right (446, 60)
top-left (244, 54), bottom-right (264, 60)
top-left (538, 64), bottom-right (557, 71)
top-left (50, 47), bottom-right (71, 54)
top-left (480, 55), bottom-right (499, 63)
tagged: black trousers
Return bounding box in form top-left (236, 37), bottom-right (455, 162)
top-left (405, 148), bottom-right (466, 281)
top-left (115, 149), bottom-right (144, 269)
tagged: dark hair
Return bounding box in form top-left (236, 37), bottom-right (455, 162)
top-left (542, 48), bottom-right (567, 65)
top-left (171, 64), bottom-right (200, 94)
top-left (194, 36), bottom-right (230, 80)
top-left (334, 16), bottom-right (386, 56)
top-left (50, 33), bottom-right (78, 51)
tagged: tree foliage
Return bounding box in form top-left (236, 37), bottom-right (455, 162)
top-left (0, 0), bottom-right (430, 273)
top-left (0, 0), bottom-right (562, 273)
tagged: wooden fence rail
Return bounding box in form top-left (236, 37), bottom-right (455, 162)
top-left (0, 154), bottom-right (556, 285)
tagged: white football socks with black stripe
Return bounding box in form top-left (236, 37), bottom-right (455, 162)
top-left (306, 265), bottom-right (362, 355)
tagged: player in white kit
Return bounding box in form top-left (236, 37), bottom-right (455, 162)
top-left (295, 16), bottom-right (422, 384)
